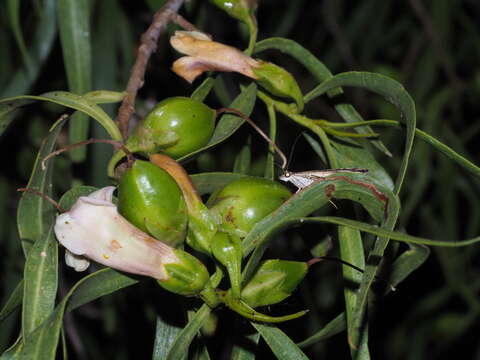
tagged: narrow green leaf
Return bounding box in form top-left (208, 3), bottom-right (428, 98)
top-left (251, 323), bottom-right (309, 360)
top-left (7, 0), bottom-right (33, 73)
top-left (332, 139), bottom-right (394, 190)
top-left (389, 244), bottom-right (430, 289)
top-left (304, 71), bottom-right (416, 194)
top-left (231, 333), bottom-right (260, 360)
top-left (264, 103), bottom-right (276, 180)
top-left (1, 336), bottom-right (23, 359)
top-left (166, 304), bottom-right (211, 360)
top-left (302, 132), bottom-right (327, 164)
top-left (82, 91), bottom-right (126, 104)
top-left (66, 269), bottom-right (137, 313)
top-left (233, 141), bottom-right (251, 174)
top-left (253, 38), bottom-right (390, 155)
top-left (21, 268), bottom-right (137, 359)
top-left (22, 225), bottom-right (58, 338)
top-left (301, 217), bottom-right (480, 248)
top-left (242, 173), bottom-right (398, 281)
top-left (297, 313), bottom-right (346, 348)
top-left (178, 83), bottom-right (257, 162)
top-left (375, 120), bottom-right (480, 179)
top-left (338, 226), bottom-right (369, 358)
top-left (302, 132), bottom-right (394, 190)
top-left (57, 0), bottom-right (92, 162)
top-left (58, 185), bottom-right (98, 210)
top-left (17, 117), bottom-right (66, 256)
top-left (152, 316), bottom-right (184, 360)
top-left (190, 77), bottom-right (216, 102)
top-left (0, 281), bottom-right (23, 323)
top-left (191, 172), bottom-right (248, 195)
top-left (304, 72), bottom-right (416, 351)
top-left (297, 244), bottom-right (429, 349)
top-left (0, 92), bottom-right (122, 141)
top-left (2, 0), bottom-right (57, 97)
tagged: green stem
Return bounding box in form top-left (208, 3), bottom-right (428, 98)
top-left (325, 118), bottom-right (480, 178)
top-left (200, 284), bottom-right (220, 308)
top-left (257, 91), bottom-right (337, 167)
top-left (218, 291), bottom-right (308, 323)
top-left (245, 17), bottom-right (258, 56)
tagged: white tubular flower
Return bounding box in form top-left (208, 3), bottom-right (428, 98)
top-left (54, 187), bottom-right (179, 280)
top-left (170, 31), bottom-right (260, 83)
top-left (65, 249), bottom-right (90, 272)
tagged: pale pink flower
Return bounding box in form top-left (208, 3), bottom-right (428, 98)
top-left (54, 187), bottom-right (179, 280)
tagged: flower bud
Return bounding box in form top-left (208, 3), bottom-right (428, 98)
top-left (54, 186), bottom-right (210, 296)
top-left (211, 232), bottom-right (243, 297)
top-left (241, 259), bottom-right (307, 308)
top-left (158, 247), bottom-right (211, 296)
top-left (252, 61), bottom-right (304, 112)
top-left (118, 160), bottom-right (188, 247)
top-left (209, 0), bottom-right (256, 23)
top-left (208, 177), bottom-right (291, 237)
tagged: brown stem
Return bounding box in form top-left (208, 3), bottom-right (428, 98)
top-left (17, 188), bottom-right (65, 213)
top-left (216, 108), bottom-right (288, 170)
top-left (42, 139), bottom-right (134, 170)
top-left (170, 13), bottom-right (201, 32)
top-left (116, 0), bottom-right (186, 139)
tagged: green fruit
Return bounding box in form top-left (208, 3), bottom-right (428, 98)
top-left (158, 248), bottom-right (210, 296)
top-left (140, 96), bottom-right (216, 158)
top-left (208, 177), bottom-right (291, 237)
top-left (108, 97), bottom-right (216, 177)
top-left (240, 259), bottom-right (307, 308)
top-left (118, 160), bottom-right (188, 247)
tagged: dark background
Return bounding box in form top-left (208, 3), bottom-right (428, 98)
top-left (1, 0), bottom-right (480, 358)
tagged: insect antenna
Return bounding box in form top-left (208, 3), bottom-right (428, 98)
top-left (285, 131), bottom-right (305, 173)
top-left (307, 256), bottom-right (396, 291)
top-left (216, 108), bottom-right (287, 170)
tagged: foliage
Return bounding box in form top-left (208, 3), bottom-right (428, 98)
top-left (1, 0), bottom-right (480, 359)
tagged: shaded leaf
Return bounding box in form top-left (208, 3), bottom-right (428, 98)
top-left (57, 0), bottom-right (92, 162)
top-left (297, 313), bottom-right (346, 348)
top-left (254, 38), bottom-right (389, 154)
top-left (191, 173), bottom-right (248, 195)
top-left (304, 71), bottom-right (416, 194)
top-left (0, 281), bottom-right (23, 323)
top-left (153, 316), bottom-right (185, 360)
top-left (166, 304), bottom-right (211, 360)
top-left (17, 117), bottom-right (66, 256)
top-left (251, 323), bottom-right (309, 360)
top-left (242, 173), bottom-right (399, 281)
top-left (0, 92), bottom-right (122, 140)
top-left (22, 225), bottom-right (58, 338)
top-left (2, 0), bottom-right (57, 97)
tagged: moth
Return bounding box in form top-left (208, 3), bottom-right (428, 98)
top-left (279, 168), bottom-right (369, 191)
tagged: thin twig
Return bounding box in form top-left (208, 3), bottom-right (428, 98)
top-left (116, 0), bottom-right (186, 139)
top-left (17, 188), bottom-right (65, 213)
top-left (42, 139), bottom-right (134, 170)
top-left (170, 13), bottom-right (201, 32)
top-left (216, 108), bottom-right (288, 170)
